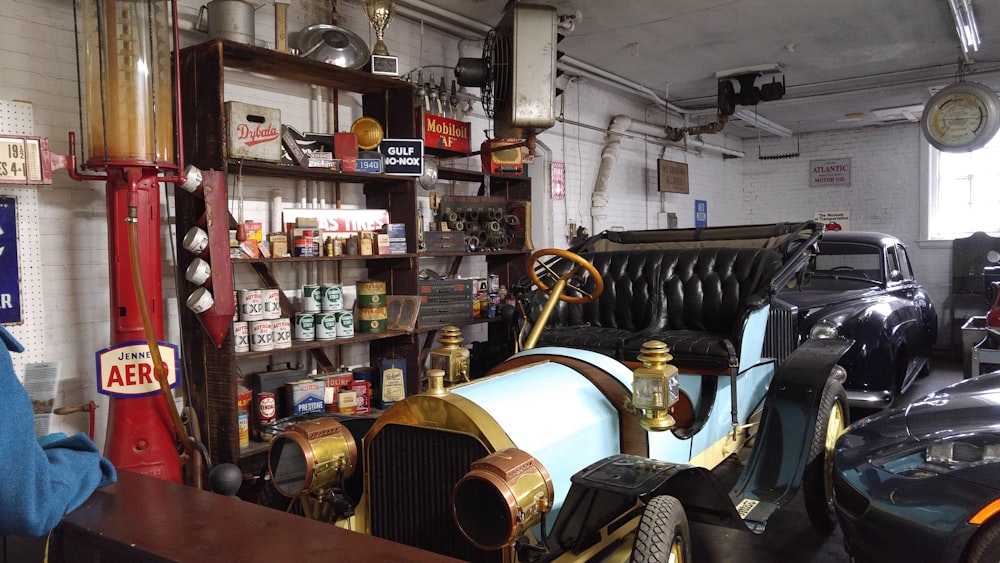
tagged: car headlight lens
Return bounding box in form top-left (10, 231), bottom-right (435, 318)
top-left (872, 435), bottom-right (1000, 479)
top-left (809, 321), bottom-right (840, 339)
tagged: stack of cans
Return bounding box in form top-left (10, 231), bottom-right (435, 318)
top-left (234, 288), bottom-right (291, 352)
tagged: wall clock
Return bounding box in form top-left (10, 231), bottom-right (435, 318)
top-left (921, 81), bottom-right (1000, 152)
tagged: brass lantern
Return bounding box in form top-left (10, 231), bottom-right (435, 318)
top-left (631, 341), bottom-right (680, 432)
top-left (429, 326), bottom-right (470, 385)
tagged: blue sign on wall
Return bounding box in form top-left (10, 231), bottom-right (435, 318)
top-left (0, 196), bottom-right (21, 323)
top-left (695, 199), bottom-right (708, 227)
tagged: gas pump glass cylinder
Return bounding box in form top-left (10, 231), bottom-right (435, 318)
top-left (80, 0), bottom-right (176, 168)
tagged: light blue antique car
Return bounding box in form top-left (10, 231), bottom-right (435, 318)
top-left (267, 221), bottom-right (852, 563)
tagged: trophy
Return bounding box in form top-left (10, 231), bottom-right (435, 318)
top-left (362, 0), bottom-right (398, 76)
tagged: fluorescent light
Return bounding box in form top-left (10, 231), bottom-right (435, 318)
top-left (948, 0), bottom-right (981, 59)
top-left (733, 109), bottom-right (792, 137)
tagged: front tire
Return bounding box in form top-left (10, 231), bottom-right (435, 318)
top-left (630, 495), bottom-right (691, 563)
top-left (968, 518), bottom-right (1000, 562)
top-left (802, 377), bottom-right (849, 533)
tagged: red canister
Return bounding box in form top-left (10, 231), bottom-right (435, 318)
top-left (258, 391), bottom-right (277, 428)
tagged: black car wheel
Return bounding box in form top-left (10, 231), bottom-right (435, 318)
top-left (802, 377), bottom-right (849, 533)
top-left (630, 495), bottom-right (691, 563)
top-left (968, 519), bottom-right (1000, 562)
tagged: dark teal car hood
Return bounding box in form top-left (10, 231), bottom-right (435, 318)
top-left (902, 373), bottom-right (1000, 438)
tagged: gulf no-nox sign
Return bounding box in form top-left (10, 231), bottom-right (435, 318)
top-left (379, 139), bottom-right (424, 175)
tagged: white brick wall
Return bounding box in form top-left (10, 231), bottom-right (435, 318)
top-left (0, 0), bottom-right (955, 451)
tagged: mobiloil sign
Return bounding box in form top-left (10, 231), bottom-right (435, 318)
top-left (96, 341), bottom-right (181, 397)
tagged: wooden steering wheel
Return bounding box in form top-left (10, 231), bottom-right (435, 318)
top-left (528, 248), bottom-right (605, 304)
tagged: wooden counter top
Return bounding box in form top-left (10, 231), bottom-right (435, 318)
top-left (55, 471), bottom-right (461, 562)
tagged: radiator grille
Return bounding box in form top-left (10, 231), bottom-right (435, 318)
top-left (764, 302), bottom-right (799, 364)
top-left (368, 424), bottom-right (499, 563)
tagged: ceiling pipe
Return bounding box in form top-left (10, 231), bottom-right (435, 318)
top-left (592, 115), bottom-right (631, 227)
top-left (559, 116), bottom-right (745, 158)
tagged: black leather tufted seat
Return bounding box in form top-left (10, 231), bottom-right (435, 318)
top-left (528, 247), bottom-right (783, 373)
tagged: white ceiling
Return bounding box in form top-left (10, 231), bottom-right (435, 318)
top-left (398, 0), bottom-right (1000, 138)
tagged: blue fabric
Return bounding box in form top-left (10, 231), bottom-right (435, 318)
top-left (0, 325), bottom-right (117, 537)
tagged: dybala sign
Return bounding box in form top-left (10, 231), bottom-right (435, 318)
top-left (379, 139), bottom-right (424, 175)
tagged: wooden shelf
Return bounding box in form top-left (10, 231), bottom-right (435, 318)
top-left (236, 253), bottom-right (416, 264)
top-left (176, 38), bottom-right (531, 468)
top-left (236, 330), bottom-right (410, 359)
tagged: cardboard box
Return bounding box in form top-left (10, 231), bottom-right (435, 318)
top-left (349, 380), bottom-right (371, 415)
top-left (376, 233), bottom-right (391, 255)
top-left (268, 233), bottom-right (288, 258)
top-left (226, 101), bottom-right (282, 162)
top-left (334, 132), bottom-right (359, 159)
top-left (383, 223), bottom-right (406, 240)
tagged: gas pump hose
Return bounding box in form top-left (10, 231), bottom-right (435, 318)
top-left (126, 202), bottom-right (204, 488)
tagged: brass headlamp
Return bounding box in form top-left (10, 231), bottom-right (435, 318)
top-left (452, 448), bottom-right (553, 550)
top-left (631, 340), bottom-right (680, 432)
top-left (268, 417), bottom-right (357, 497)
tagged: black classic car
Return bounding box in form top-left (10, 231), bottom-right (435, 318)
top-left (833, 372), bottom-right (1000, 562)
top-left (774, 231), bottom-right (937, 411)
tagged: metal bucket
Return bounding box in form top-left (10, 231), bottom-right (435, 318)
top-left (197, 0), bottom-right (257, 45)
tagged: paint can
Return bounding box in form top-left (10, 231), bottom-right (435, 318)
top-left (321, 283), bottom-right (343, 312)
top-left (262, 288), bottom-right (281, 319)
top-left (294, 312), bottom-right (314, 341)
top-left (238, 413), bottom-right (250, 448)
top-left (271, 317), bottom-right (292, 349)
top-left (356, 280), bottom-right (387, 308)
top-left (250, 319), bottom-right (273, 351)
top-left (315, 312), bottom-right (338, 340)
top-left (358, 305), bottom-right (387, 333)
top-left (335, 310), bottom-right (354, 338)
top-left (302, 284), bottom-right (322, 312)
top-left (238, 288), bottom-right (263, 321)
top-left (233, 321), bottom-right (250, 353)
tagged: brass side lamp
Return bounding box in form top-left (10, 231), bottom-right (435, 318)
top-left (429, 326), bottom-right (470, 385)
top-left (630, 341), bottom-right (680, 432)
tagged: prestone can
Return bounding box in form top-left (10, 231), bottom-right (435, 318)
top-left (239, 289), bottom-right (263, 321)
top-left (336, 310), bottom-right (354, 338)
top-left (250, 319), bottom-right (273, 351)
top-left (262, 288), bottom-right (281, 320)
top-left (272, 317), bottom-right (292, 349)
top-left (302, 284), bottom-right (322, 312)
top-left (233, 321), bottom-right (250, 353)
top-left (321, 284), bottom-right (343, 312)
top-left (315, 312), bottom-right (338, 340)
top-left (294, 312), bottom-right (315, 341)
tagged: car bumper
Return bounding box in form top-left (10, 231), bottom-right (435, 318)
top-left (833, 468), bottom-right (978, 562)
top-left (845, 388), bottom-right (892, 409)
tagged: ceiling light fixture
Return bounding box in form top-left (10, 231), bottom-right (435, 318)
top-left (948, 0), bottom-right (981, 61)
top-left (733, 109), bottom-right (792, 137)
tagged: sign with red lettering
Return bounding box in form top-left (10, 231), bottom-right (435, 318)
top-left (95, 341), bottom-right (180, 398)
top-left (423, 114), bottom-right (471, 155)
top-left (809, 158), bottom-right (851, 187)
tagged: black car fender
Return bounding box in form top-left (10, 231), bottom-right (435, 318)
top-left (727, 337), bottom-right (853, 526)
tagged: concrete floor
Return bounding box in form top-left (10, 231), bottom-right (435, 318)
top-left (689, 356), bottom-right (966, 563)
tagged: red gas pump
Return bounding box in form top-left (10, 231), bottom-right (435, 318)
top-left (69, 0), bottom-right (196, 484)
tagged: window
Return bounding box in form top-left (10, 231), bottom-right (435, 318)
top-left (922, 132), bottom-right (1000, 240)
